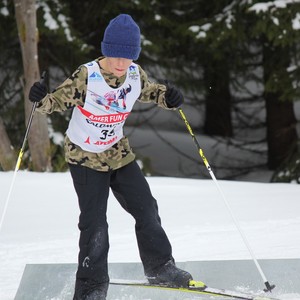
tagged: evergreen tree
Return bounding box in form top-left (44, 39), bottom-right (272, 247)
top-left (1, 0), bottom-right (299, 181)
top-left (187, 0), bottom-right (300, 181)
top-left (248, 0), bottom-right (300, 178)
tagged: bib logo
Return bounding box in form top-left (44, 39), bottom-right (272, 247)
top-left (89, 72), bottom-right (103, 82)
top-left (128, 66), bottom-right (138, 81)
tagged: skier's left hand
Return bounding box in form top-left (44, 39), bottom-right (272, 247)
top-left (164, 82), bottom-right (184, 108)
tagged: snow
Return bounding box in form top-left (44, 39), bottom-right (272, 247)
top-left (189, 24), bottom-right (212, 39)
top-left (249, 0), bottom-right (300, 13)
top-left (189, 0), bottom-right (300, 40)
top-left (0, 6), bottom-right (9, 16)
top-left (39, 1), bottom-right (74, 42)
top-left (40, 2), bottom-right (59, 30)
top-left (247, 1), bottom-right (300, 31)
top-left (292, 12), bottom-right (300, 30)
top-left (245, 1), bottom-right (300, 33)
top-left (0, 171), bottom-right (300, 299)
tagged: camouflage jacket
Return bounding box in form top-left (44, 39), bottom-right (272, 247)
top-left (37, 57), bottom-right (174, 171)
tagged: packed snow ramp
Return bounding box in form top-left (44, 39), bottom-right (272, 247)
top-left (14, 259), bottom-right (300, 300)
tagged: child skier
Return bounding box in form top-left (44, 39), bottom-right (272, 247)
top-left (29, 13), bottom-right (193, 300)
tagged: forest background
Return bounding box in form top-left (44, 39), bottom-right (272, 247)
top-left (0, 0), bottom-right (300, 183)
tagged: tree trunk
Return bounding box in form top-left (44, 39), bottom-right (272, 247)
top-left (263, 45), bottom-right (298, 170)
top-left (0, 117), bottom-right (17, 170)
top-left (265, 94), bottom-right (297, 169)
top-left (203, 59), bottom-right (233, 137)
top-left (13, 0), bottom-right (51, 171)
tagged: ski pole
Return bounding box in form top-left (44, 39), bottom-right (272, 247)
top-left (178, 107), bottom-right (275, 293)
top-left (0, 71), bottom-right (47, 234)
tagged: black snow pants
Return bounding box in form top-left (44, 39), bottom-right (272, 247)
top-left (69, 161), bottom-right (173, 284)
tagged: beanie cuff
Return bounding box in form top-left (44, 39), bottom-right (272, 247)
top-left (101, 42), bottom-right (141, 60)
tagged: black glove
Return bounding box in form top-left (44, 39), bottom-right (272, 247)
top-left (29, 81), bottom-right (47, 102)
top-left (164, 82), bottom-right (184, 108)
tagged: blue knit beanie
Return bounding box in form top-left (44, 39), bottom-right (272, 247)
top-left (101, 14), bottom-right (141, 60)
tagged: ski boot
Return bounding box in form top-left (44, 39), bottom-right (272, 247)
top-left (73, 278), bottom-right (108, 300)
top-left (146, 259), bottom-right (193, 288)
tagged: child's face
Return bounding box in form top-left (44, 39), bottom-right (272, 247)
top-left (105, 57), bottom-right (133, 77)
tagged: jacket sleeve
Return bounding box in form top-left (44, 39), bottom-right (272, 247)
top-left (36, 66), bottom-right (87, 114)
top-left (137, 66), bottom-right (175, 110)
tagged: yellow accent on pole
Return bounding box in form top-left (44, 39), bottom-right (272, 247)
top-left (178, 108), bottom-right (212, 172)
top-left (16, 149), bottom-right (24, 171)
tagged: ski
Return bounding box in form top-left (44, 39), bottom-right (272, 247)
top-left (110, 279), bottom-right (280, 300)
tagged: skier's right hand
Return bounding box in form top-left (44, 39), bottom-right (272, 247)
top-left (29, 81), bottom-right (47, 102)
top-left (164, 81), bottom-right (184, 109)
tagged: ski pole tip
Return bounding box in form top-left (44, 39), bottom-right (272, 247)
top-left (263, 281), bottom-right (275, 292)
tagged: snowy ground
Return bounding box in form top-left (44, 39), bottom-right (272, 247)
top-left (0, 171), bottom-right (300, 299)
